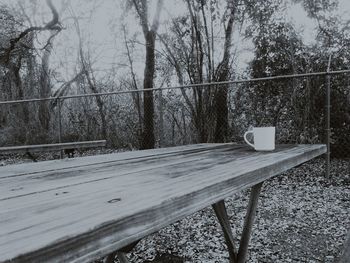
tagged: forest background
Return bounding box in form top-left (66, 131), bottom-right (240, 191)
top-left (0, 0), bottom-right (349, 157)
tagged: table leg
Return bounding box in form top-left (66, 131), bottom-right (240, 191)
top-left (104, 251), bottom-right (130, 263)
top-left (103, 240), bottom-right (139, 263)
top-left (116, 252), bottom-right (130, 263)
top-left (104, 252), bottom-right (116, 263)
top-left (237, 182), bottom-right (263, 263)
top-left (106, 183), bottom-right (263, 263)
top-left (212, 200), bottom-right (237, 263)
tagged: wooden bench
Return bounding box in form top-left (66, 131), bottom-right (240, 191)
top-left (0, 143), bottom-right (326, 263)
top-left (0, 140), bottom-right (106, 160)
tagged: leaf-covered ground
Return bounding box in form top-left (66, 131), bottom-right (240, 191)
top-left (1, 153), bottom-right (349, 262)
top-left (124, 158), bottom-right (350, 263)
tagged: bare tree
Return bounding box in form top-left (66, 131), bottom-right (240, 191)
top-left (213, 1), bottom-right (236, 142)
top-left (0, 0), bottom-right (62, 142)
top-left (122, 25), bottom-right (143, 146)
top-left (38, 2), bottom-right (63, 132)
top-left (0, 0), bottom-right (61, 65)
top-left (71, 13), bottom-right (108, 140)
top-left (131, 0), bottom-right (164, 149)
top-left (159, 0), bottom-right (237, 143)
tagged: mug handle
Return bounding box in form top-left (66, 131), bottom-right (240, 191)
top-left (244, 130), bottom-right (254, 148)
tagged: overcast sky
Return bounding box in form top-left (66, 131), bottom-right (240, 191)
top-left (1, 0), bottom-right (350, 87)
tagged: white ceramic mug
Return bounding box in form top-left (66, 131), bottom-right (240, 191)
top-left (244, 127), bottom-right (275, 151)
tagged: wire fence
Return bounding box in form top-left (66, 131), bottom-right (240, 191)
top-left (0, 70), bottom-right (349, 164)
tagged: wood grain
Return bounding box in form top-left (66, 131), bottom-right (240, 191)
top-left (0, 143), bottom-right (326, 263)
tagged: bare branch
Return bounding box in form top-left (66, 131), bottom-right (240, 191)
top-left (132, 0), bottom-right (149, 35)
top-left (122, 25), bottom-right (139, 91)
top-left (42, 31), bottom-right (60, 50)
top-left (1, 0), bottom-right (62, 65)
top-left (45, 0), bottom-right (59, 28)
top-left (51, 70), bottom-right (84, 108)
top-left (158, 34), bottom-right (196, 118)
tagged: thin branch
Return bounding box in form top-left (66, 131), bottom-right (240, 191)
top-left (158, 33), bottom-right (196, 118)
top-left (51, 70), bottom-right (84, 108)
top-left (45, 0), bottom-right (59, 27)
top-left (122, 25), bottom-right (139, 91)
top-left (40, 28), bottom-right (62, 51)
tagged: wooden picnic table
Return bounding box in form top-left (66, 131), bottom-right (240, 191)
top-left (0, 143), bottom-right (326, 263)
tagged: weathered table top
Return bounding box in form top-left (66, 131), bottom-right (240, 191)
top-left (0, 143), bottom-right (326, 263)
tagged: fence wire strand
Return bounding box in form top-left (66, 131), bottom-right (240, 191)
top-left (0, 72), bottom-right (349, 166)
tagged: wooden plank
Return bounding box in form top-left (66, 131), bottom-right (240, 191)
top-left (0, 143), bottom-right (227, 179)
top-left (0, 144), bottom-right (245, 201)
top-left (0, 144), bottom-right (326, 263)
top-left (0, 140), bottom-right (106, 154)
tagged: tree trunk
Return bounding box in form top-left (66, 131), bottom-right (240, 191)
top-left (131, 0), bottom-right (163, 149)
top-left (78, 42), bottom-right (107, 140)
top-left (142, 31), bottom-right (156, 149)
top-left (123, 25), bottom-right (143, 147)
top-left (84, 68), bottom-right (107, 140)
top-left (39, 35), bottom-right (54, 132)
top-left (214, 84), bottom-right (229, 142)
top-left (182, 108), bottom-right (187, 144)
top-left (213, 4), bottom-right (236, 143)
top-left (11, 62), bottom-right (29, 126)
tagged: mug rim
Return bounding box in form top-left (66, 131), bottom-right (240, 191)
top-left (253, 126), bottom-right (275, 130)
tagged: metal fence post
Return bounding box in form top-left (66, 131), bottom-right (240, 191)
top-left (326, 55), bottom-right (332, 179)
top-left (158, 88), bottom-right (164, 148)
top-left (58, 97), bottom-right (63, 159)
